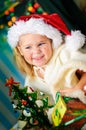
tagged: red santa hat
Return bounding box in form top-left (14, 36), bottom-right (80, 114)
top-left (7, 13), bottom-right (85, 50)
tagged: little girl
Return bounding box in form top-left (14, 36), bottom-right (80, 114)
top-left (7, 13), bottom-right (86, 104)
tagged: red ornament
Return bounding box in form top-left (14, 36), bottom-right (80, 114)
top-left (21, 99), bottom-right (27, 105)
top-left (34, 3), bottom-right (40, 9)
top-left (4, 10), bottom-right (9, 15)
top-left (28, 96), bottom-right (32, 101)
top-left (9, 7), bottom-right (14, 12)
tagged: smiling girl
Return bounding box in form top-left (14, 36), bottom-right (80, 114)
top-left (7, 13), bottom-right (86, 104)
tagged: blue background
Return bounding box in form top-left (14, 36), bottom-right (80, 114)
top-left (0, 28), bottom-right (24, 130)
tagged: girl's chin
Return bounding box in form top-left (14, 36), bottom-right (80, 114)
top-left (33, 61), bottom-right (45, 67)
top-left (34, 64), bottom-right (44, 67)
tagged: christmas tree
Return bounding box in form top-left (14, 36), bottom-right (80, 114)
top-left (5, 77), bottom-right (53, 129)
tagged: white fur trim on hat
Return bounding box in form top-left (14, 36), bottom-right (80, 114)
top-left (65, 30), bottom-right (86, 51)
top-left (7, 18), bottom-right (62, 49)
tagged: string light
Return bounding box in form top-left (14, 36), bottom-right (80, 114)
top-left (7, 21), bottom-right (13, 26)
top-left (33, 3), bottom-right (40, 9)
top-left (26, 0), bottom-right (48, 15)
top-left (4, 10), bottom-right (9, 15)
top-left (11, 16), bottom-right (16, 22)
top-left (0, 0), bottom-right (48, 29)
top-left (0, 24), bottom-right (4, 29)
top-left (27, 6), bottom-right (36, 13)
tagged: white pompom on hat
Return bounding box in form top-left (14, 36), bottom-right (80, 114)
top-left (7, 13), bottom-right (85, 50)
top-left (65, 30), bottom-right (85, 51)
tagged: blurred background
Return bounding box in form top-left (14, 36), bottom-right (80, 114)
top-left (0, 0), bottom-right (86, 130)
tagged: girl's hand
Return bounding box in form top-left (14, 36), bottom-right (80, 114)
top-left (59, 87), bottom-right (80, 97)
top-left (83, 85), bottom-right (86, 95)
top-left (59, 86), bottom-right (86, 97)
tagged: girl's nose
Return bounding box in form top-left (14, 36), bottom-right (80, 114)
top-left (33, 47), bottom-right (41, 54)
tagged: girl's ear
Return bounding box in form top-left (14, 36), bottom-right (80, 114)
top-left (17, 45), bottom-right (24, 56)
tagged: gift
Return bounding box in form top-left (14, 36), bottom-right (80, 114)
top-left (51, 93), bottom-right (86, 130)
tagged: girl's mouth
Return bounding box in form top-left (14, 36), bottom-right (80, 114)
top-left (33, 55), bottom-right (44, 61)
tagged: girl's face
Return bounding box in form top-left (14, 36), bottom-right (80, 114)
top-left (18, 34), bottom-right (53, 67)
